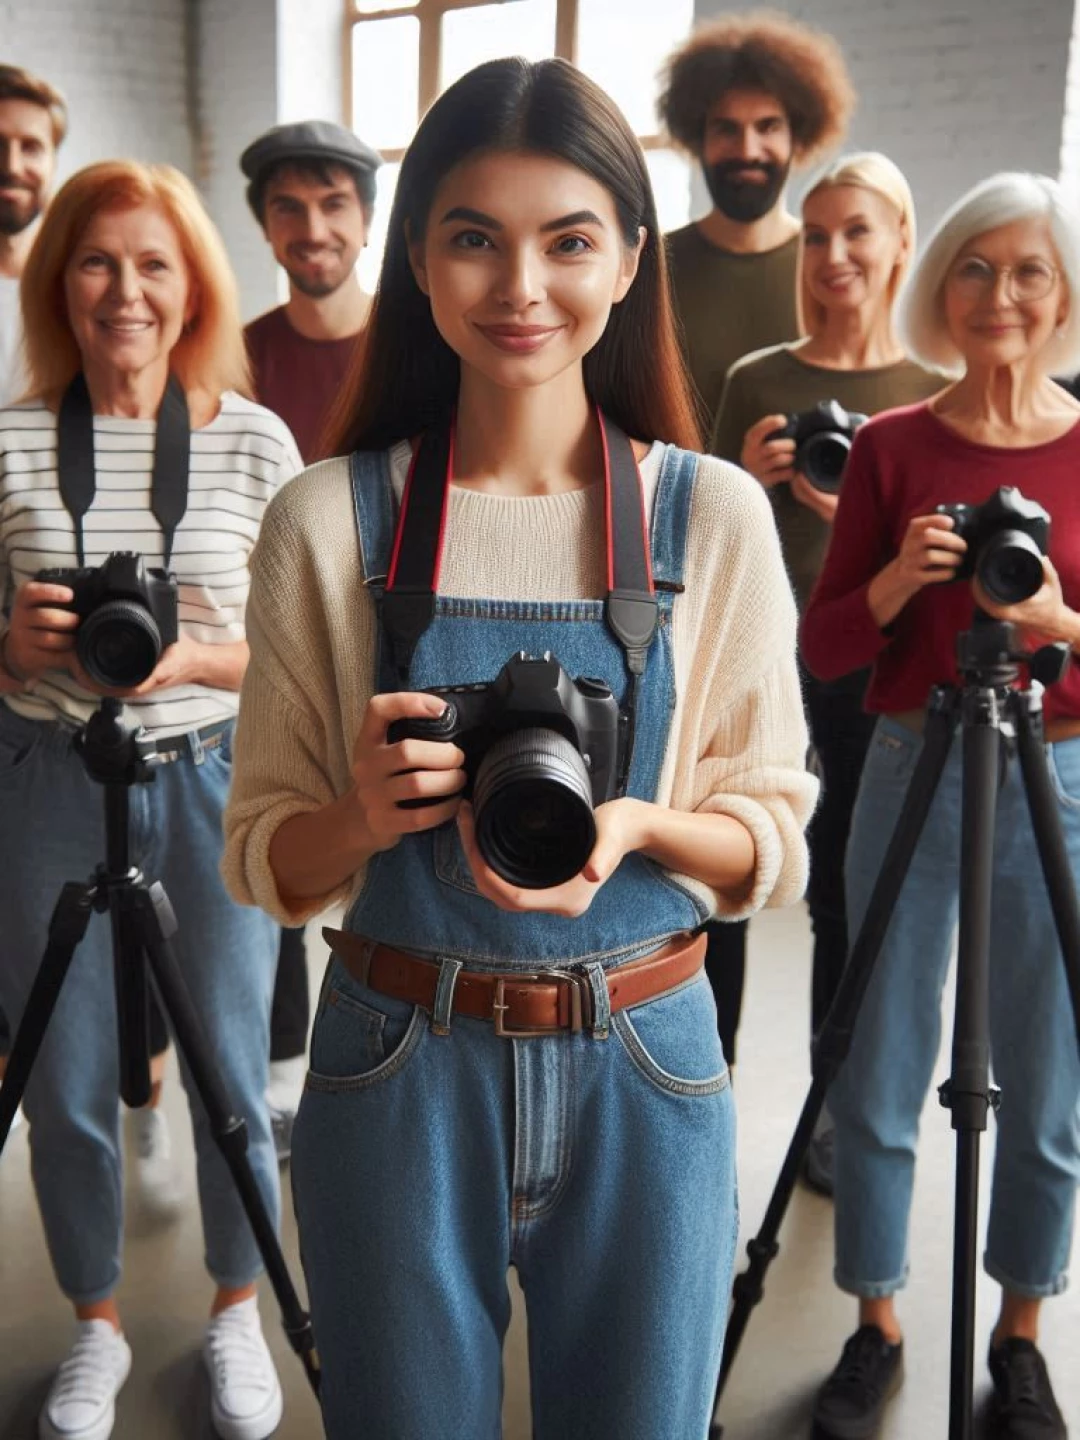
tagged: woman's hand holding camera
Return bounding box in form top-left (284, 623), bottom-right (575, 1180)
top-left (868, 513), bottom-right (968, 629)
top-left (790, 470), bottom-right (840, 523)
top-left (2, 580), bottom-right (79, 681)
top-left (740, 415), bottom-right (796, 489)
top-left (350, 692), bottom-right (467, 855)
top-left (974, 556), bottom-right (1080, 649)
top-left (457, 795), bottom-right (644, 918)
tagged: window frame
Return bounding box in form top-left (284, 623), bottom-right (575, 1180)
top-left (343, 0), bottom-right (669, 161)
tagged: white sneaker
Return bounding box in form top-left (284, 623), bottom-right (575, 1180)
top-left (39, 1320), bottom-right (132, 1440)
top-left (203, 1298), bottom-right (283, 1440)
top-left (129, 1105), bottom-right (183, 1217)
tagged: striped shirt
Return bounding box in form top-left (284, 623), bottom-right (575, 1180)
top-left (0, 392), bottom-right (302, 738)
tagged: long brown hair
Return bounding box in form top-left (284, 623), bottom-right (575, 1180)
top-left (21, 160), bottom-right (251, 407)
top-left (326, 57), bottom-right (700, 457)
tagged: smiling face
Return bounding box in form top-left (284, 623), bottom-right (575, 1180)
top-left (261, 163), bottom-right (369, 299)
top-left (701, 89), bottom-right (793, 223)
top-left (801, 183), bottom-right (907, 321)
top-left (63, 202), bottom-right (194, 385)
top-left (0, 97), bottom-right (56, 238)
top-left (408, 149), bottom-right (642, 394)
top-left (942, 216), bottom-right (1068, 372)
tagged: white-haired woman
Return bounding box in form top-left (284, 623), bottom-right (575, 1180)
top-left (711, 155), bottom-right (943, 1191)
top-left (802, 172), bottom-right (1080, 1439)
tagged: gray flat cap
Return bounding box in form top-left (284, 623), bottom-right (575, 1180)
top-left (240, 120), bottom-right (382, 182)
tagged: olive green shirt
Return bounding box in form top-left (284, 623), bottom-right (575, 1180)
top-left (666, 225), bottom-right (800, 431)
top-left (711, 344), bottom-right (945, 607)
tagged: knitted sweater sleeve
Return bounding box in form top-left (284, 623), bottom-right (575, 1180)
top-left (222, 461), bottom-right (374, 925)
top-left (658, 453), bottom-right (817, 919)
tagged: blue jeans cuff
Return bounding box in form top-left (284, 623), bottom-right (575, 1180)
top-left (834, 1265), bottom-right (908, 1299)
top-left (984, 1253), bottom-right (1070, 1299)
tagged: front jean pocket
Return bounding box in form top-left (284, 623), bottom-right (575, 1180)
top-left (306, 960), bottom-right (426, 1093)
top-left (433, 823), bottom-right (480, 895)
top-left (613, 974), bottom-right (730, 1098)
top-left (1047, 738), bottom-right (1080, 809)
top-left (0, 708), bottom-right (44, 783)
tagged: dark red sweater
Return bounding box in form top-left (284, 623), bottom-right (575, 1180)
top-left (801, 402), bottom-right (1080, 723)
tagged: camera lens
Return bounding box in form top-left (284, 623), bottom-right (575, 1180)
top-left (77, 600), bottom-right (163, 687)
top-left (977, 529), bottom-right (1045, 606)
top-left (473, 727), bottom-right (596, 889)
top-left (798, 432), bottom-right (852, 494)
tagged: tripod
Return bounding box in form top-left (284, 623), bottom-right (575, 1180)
top-left (710, 613), bottom-right (1080, 1440)
top-left (0, 699), bottom-right (319, 1396)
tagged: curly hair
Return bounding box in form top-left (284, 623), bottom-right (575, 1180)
top-left (657, 10), bottom-right (855, 164)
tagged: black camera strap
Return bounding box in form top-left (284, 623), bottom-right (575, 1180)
top-left (57, 372), bottom-right (191, 568)
top-left (382, 409), bottom-right (658, 794)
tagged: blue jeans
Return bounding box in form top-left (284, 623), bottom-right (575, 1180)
top-left (832, 715), bottom-right (1080, 1299)
top-left (0, 704), bottom-right (280, 1304)
top-left (292, 959), bottom-right (737, 1440)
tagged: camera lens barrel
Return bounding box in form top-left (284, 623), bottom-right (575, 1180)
top-left (976, 529), bottom-right (1046, 606)
top-left (77, 600), bottom-right (164, 688)
top-left (798, 432), bottom-right (852, 494)
top-left (473, 726), bottom-right (596, 889)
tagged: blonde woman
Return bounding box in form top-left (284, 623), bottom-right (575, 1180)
top-left (0, 161), bottom-right (300, 1440)
top-left (711, 153), bottom-right (943, 1190)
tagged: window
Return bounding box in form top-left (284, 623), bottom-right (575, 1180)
top-left (347, 0), bottom-right (694, 287)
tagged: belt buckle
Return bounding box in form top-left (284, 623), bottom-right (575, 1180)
top-left (492, 969), bottom-right (589, 1038)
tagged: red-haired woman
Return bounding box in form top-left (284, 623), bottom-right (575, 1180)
top-left (0, 161), bottom-right (298, 1440)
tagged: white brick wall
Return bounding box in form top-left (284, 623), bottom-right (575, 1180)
top-left (692, 0), bottom-right (1076, 235)
top-left (0, 0), bottom-right (192, 181)
top-left (1060, 2), bottom-right (1080, 198)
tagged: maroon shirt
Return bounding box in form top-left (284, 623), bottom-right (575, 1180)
top-left (801, 402), bottom-right (1080, 725)
top-left (244, 306), bottom-right (360, 463)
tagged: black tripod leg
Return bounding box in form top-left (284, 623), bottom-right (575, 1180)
top-left (127, 881), bottom-right (320, 1396)
top-left (1013, 697), bottom-right (1080, 1045)
top-left (710, 699), bottom-right (958, 1437)
top-left (111, 889), bottom-right (152, 1110)
top-left (945, 712), bottom-right (1001, 1440)
top-left (0, 882), bottom-right (95, 1153)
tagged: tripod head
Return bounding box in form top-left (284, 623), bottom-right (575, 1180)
top-left (73, 697), bottom-right (160, 787)
top-left (955, 608), bottom-right (1069, 692)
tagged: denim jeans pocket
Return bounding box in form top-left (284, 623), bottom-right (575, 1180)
top-left (1047, 738), bottom-right (1080, 809)
top-left (864, 716), bottom-right (921, 785)
top-left (433, 823), bottom-right (480, 895)
top-left (306, 960), bottom-right (426, 1093)
top-left (0, 707), bottom-right (44, 784)
top-left (612, 974), bottom-right (730, 1098)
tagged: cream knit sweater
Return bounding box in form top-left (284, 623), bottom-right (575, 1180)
top-left (222, 442), bottom-right (817, 929)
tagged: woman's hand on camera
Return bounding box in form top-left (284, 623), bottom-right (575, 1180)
top-left (456, 796), bottom-right (643, 917)
top-left (740, 415), bottom-right (796, 489)
top-left (69, 634), bottom-right (205, 698)
top-left (349, 692), bottom-right (467, 855)
top-left (974, 556), bottom-right (1080, 647)
top-left (2, 580), bottom-right (78, 680)
top-left (868, 513), bottom-right (967, 629)
top-left (790, 471), bottom-right (840, 523)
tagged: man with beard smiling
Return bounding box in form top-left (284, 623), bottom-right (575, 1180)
top-left (659, 13), bottom-right (855, 430)
top-left (657, 13), bottom-right (854, 1075)
top-left (0, 65), bottom-right (65, 406)
top-left (242, 120), bottom-right (382, 463)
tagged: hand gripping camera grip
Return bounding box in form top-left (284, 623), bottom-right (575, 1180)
top-left (387, 703), bottom-right (460, 811)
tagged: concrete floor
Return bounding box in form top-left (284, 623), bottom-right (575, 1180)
top-left (1, 901), bottom-right (1077, 1438)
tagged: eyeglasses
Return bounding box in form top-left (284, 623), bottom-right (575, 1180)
top-left (948, 255), bottom-right (1059, 303)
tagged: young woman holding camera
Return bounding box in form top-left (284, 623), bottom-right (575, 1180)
top-left (223, 57), bottom-right (816, 1440)
top-left (802, 172), bottom-right (1080, 1440)
top-left (711, 152), bottom-right (943, 1192)
top-left (0, 161), bottom-right (298, 1440)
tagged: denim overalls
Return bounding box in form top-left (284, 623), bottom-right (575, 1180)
top-left (291, 443), bottom-right (739, 1440)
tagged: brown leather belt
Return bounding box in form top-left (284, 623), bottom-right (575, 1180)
top-left (322, 928), bottom-right (707, 1037)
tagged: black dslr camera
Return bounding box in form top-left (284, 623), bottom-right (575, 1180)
top-left (36, 551), bottom-right (179, 688)
top-left (935, 488), bottom-right (1050, 606)
top-left (387, 651), bottom-right (621, 890)
top-left (767, 400), bottom-right (869, 494)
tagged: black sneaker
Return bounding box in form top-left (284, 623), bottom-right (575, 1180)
top-left (812, 1326), bottom-right (904, 1439)
top-left (987, 1338), bottom-right (1066, 1439)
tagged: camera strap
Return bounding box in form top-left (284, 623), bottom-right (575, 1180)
top-left (56, 372), bottom-right (191, 568)
top-left (382, 408), bottom-right (658, 794)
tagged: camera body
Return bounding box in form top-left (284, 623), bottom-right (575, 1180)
top-left (387, 652), bottom-right (621, 889)
top-left (934, 488), bottom-right (1051, 606)
top-left (767, 399), bottom-right (868, 494)
top-left (36, 551), bottom-right (179, 688)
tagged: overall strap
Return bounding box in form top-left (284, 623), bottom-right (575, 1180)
top-left (648, 444), bottom-right (699, 594)
top-left (349, 447), bottom-right (399, 693)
